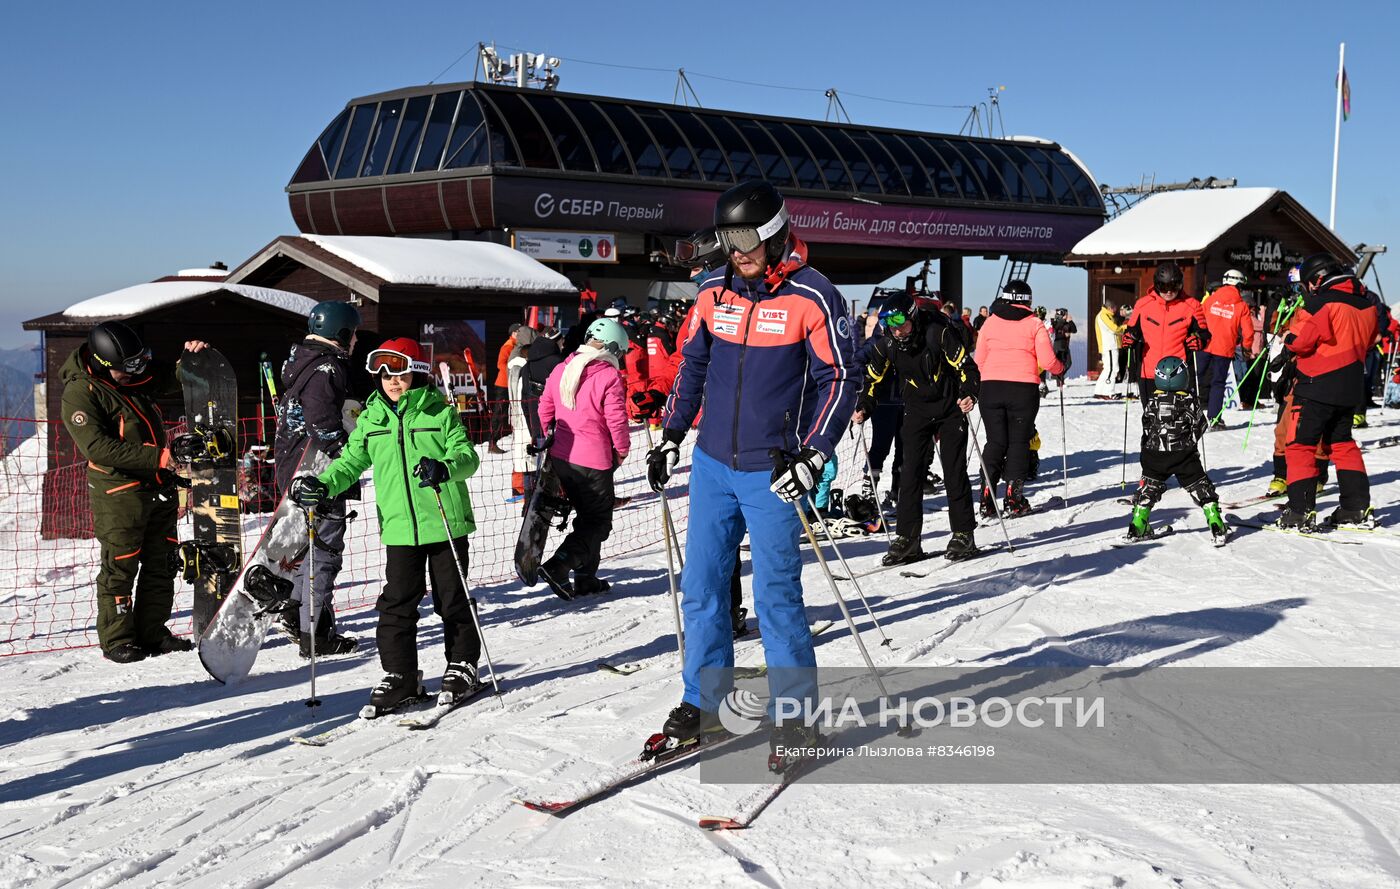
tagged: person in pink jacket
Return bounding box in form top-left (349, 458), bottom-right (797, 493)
top-left (972, 281), bottom-right (1065, 518)
top-left (536, 317), bottom-right (632, 599)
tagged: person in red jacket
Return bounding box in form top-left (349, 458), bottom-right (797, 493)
top-left (1199, 270), bottom-right (1257, 426)
top-left (972, 280), bottom-right (1063, 518)
top-left (1275, 253), bottom-right (1379, 529)
top-left (1122, 262), bottom-right (1210, 404)
top-left (489, 324), bottom-right (520, 454)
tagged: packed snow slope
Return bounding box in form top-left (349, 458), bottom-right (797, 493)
top-left (2, 380), bottom-right (1399, 889)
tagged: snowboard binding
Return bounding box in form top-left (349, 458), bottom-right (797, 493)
top-left (170, 425), bottom-right (236, 465)
top-left (244, 564), bottom-right (296, 613)
top-left (171, 540), bottom-right (238, 582)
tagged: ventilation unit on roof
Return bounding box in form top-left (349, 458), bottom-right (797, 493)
top-left (477, 43), bottom-right (561, 90)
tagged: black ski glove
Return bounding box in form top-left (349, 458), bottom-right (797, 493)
top-left (646, 431), bottom-right (684, 493)
top-left (414, 456), bottom-right (450, 488)
top-left (527, 421), bottom-right (556, 456)
top-left (769, 447), bottom-right (826, 503)
top-left (289, 475), bottom-right (328, 507)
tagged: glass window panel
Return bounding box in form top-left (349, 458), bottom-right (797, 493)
top-left (823, 128), bottom-right (881, 194)
top-left (1028, 147), bottom-right (1079, 206)
top-left (958, 143), bottom-right (1011, 201)
top-left (333, 104), bottom-right (377, 179)
top-left (768, 123), bottom-right (826, 190)
top-left (666, 111), bottom-right (731, 182)
top-left (443, 93), bottom-right (490, 169)
top-left (849, 130), bottom-right (908, 195)
top-left (473, 93), bottom-right (520, 167)
top-left (998, 143), bottom-right (1053, 204)
top-left (635, 107), bottom-right (699, 180)
top-left (1050, 151), bottom-right (1100, 208)
top-left (975, 142), bottom-right (1030, 203)
top-left (599, 104), bottom-right (666, 176)
top-left (414, 91), bottom-right (461, 172)
top-left (359, 100), bottom-right (404, 177)
top-left (696, 114), bottom-right (758, 180)
top-left (734, 119), bottom-right (795, 187)
top-left (788, 124), bottom-right (851, 192)
top-left (524, 96), bottom-right (597, 172)
top-left (914, 138), bottom-right (974, 199)
top-left (562, 99), bottom-right (632, 174)
top-left (387, 95), bottom-right (431, 175)
top-left (483, 92), bottom-right (557, 169)
top-left (316, 108), bottom-right (350, 175)
top-left (928, 141), bottom-right (992, 201)
top-left (876, 133), bottom-right (933, 197)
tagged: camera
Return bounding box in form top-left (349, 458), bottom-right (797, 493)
top-left (1055, 308), bottom-right (1068, 318)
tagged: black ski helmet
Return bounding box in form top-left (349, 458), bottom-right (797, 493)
top-left (308, 300), bottom-right (361, 348)
top-left (1154, 356), bottom-right (1189, 393)
top-left (1001, 279), bottom-right (1033, 302)
top-left (87, 321), bottom-right (148, 373)
top-left (1154, 261), bottom-right (1184, 292)
top-left (877, 292), bottom-right (922, 351)
top-left (1298, 252), bottom-right (1344, 288)
top-left (713, 180), bottom-right (790, 266)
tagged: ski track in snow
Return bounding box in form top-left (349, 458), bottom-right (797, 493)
top-left (1, 381), bottom-right (1399, 887)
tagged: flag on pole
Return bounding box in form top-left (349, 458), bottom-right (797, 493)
top-left (1338, 67), bottom-right (1351, 120)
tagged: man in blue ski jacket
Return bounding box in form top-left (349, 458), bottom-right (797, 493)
top-left (646, 180), bottom-right (857, 762)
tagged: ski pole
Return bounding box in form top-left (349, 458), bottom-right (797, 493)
top-left (1057, 384), bottom-right (1069, 504)
top-left (1190, 351), bottom-right (1209, 471)
top-left (774, 449), bottom-right (898, 714)
top-left (261, 358), bottom-right (280, 415)
top-left (854, 423), bottom-right (893, 545)
top-left (804, 494), bottom-right (893, 647)
top-left (643, 424), bottom-right (685, 658)
top-left (1244, 295), bottom-right (1303, 449)
top-left (422, 480), bottom-right (505, 708)
top-left (965, 419), bottom-right (1014, 553)
top-left (303, 505), bottom-right (320, 709)
top-left (257, 352), bottom-right (267, 445)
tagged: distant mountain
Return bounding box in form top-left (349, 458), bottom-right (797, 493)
top-left (0, 343), bottom-right (41, 438)
top-left (0, 344), bottom-right (42, 379)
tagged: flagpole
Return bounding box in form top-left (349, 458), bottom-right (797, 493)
top-left (1329, 41), bottom-right (1345, 231)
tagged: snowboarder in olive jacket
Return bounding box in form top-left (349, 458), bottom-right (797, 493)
top-left (60, 322), bottom-right (208, 663)
top-left (291, 338), bottom-right (483, 714)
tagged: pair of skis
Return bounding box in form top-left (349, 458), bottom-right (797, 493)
top-left (289, 682), bottom-right (486, 746)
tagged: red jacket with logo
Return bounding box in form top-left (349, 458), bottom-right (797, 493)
top-left (1286, 277), bottom-right (1379, 406)
top-left (1124, 289), bottom-right (1209, 379)
top-left (1201, 286), bottom-right (1256, 358)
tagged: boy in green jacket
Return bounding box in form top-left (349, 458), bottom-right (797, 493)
top-left (291, 338), bottom-right (484, 715)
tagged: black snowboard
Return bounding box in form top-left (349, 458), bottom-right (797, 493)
top-left (177, 347), bottom-right (242, 639)
top-left (514, 453), bottom-right (570, 586)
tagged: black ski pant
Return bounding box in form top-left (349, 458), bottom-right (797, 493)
top-left (1137, 449), bottom-right (1215, 507)
top-left (379, 535), bottom-right (481, 675)
top-left (978, 381), bottom-right (1040, 492)
top-left (896, 402), bottom-right (975, 538)
top-left (866, 403), bottom-right (904, 493)
top-left (1053, 345), bottom-right (1072, 385)
top-left (550, 459), bottom-right (616, 579)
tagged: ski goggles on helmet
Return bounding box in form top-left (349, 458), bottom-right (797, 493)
top-left (365, 349), bottom-right (429, 377)
top-left (96, 347), bottom-right (151, 375)
top-left (715, 207), bottom-right (788, 255)
top-left (879, 307), bottom-right (912, 329)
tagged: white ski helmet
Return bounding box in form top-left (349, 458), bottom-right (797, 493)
top-left (585, 318), bottom-right (630, 357)
top-left (1222, 269), bottom-right (1247, 287)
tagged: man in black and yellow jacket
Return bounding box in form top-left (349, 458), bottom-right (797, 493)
top-left (61, 321), bottom-right (208, 663)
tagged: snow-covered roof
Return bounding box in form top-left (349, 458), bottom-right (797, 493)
top-left (304, 234), bottom-right (576, 293)
top-left (1068, 187), bottom-right (1279, 257)
top-left (174, 268), bottom-right (228, 278)
top-left (62, 281), bottom-right (317, 319)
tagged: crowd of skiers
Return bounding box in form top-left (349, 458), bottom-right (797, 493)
top-left (60, 178), bottom-right (1393, 767)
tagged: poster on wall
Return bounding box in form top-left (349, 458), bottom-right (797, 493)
top-left (421, 320), bottom-right (488, 416)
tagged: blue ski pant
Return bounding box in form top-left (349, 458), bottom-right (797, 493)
top-left (1199, 353), bottom-right (1234, 420)
top-left (683, 448), bottom-right (817, 719)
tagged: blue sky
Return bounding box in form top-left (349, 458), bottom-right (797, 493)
top-left (2, 0), bottom-right (1394, 348)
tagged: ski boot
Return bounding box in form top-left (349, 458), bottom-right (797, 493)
top-left (1002, 481), bottom-right (1033, 518)
top-left (299, 629), bottom-right (358, 658)
top-left (1275, 509), bottom-right (1318, 532)
top-left (573, 575), bottom-right (611, 596)
top-left (104, 642), bottom-right (148, 664)
top-left (1266, 477), bottom-right (1287, 497)
top-left (923, 471), bottom-right (942, 494)
top-left (882, 534), bottom-right (925, 566)
top-left (278, 602), bottom-right (301, 642)
top-left (731, 605), bottom-right (750, 639)
top-left (1324, 506), bottom-right (1376, 530)
top-left (364, 671), bottom-right (425, 718)
top-left (1202, 502), bottom-right (1230, 546)
top-left (660, 702), bottom-right (722, 743)
top-left (944, 531), bottom-right (980, 561)
top-left (538, 556), bottom-right (575, 601)
top-left (979, 486), bottom-right (997, 520)
top-left (439, 662), bottom-right (482, 705)
top-left (769, 722), bottom-right (822, 774)
top-left (1126, 504), bottom-right (1153, 540)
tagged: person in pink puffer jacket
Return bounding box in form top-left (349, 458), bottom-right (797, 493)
top-left (972, 281), bottom-right (1065, 518)
top-left (535, 318), bottom-right (632, 599)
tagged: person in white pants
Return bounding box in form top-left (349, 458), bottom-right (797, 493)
top-left (1094, 302), bottom-right (1126, 399)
